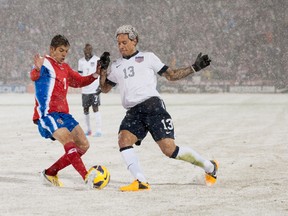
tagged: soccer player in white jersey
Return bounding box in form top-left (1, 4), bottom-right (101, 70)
top-left (98, 25), bottom-right (218, 191)
top-left (78, 44), bottom-right (102, 137)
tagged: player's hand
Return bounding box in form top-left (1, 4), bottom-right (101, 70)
top-left (192, 53), bottom-right (211, 72)
top-left (99, 52), bottom-right (110, 70)
top-left (34, 54), bottom-right (44, 71)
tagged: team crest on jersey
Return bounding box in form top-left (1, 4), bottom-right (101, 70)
top-left (57, 118), bottom-right (64, 125)
top-left (135, 56), bottom-right (144, 63)
top-left (90, 62), bottom-right (95, 67)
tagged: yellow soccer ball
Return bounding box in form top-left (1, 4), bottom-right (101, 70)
top-left (87, 165), bottom-right (110, 189)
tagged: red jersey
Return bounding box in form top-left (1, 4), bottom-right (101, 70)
top-left (31, 55), bottom-right (97, 121)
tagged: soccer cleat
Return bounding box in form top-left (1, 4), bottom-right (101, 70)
top-left (41, 170), bottom-right (64, 187)
top-left (205, 160), bottom-right (219, 186)
top-left (85, 130), bottom-right (92, 136)
top-left (93, 131), bottom-right (102, 137)
top-left (120, 179), bottom-right (151, 192)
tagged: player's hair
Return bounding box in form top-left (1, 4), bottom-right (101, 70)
top-left (115, 25), bottom-right (139, 43)
top-left (50, 35), bottom-right (70, 48)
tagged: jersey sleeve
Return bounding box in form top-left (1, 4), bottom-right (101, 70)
top-left (106, 78), bottom-right (117, 87)
top-left (67, 65), bottom-right (96, 88)
top-left (157, 65), bottom-right (169, 76)
top-left (149, 52), bottom-right (166, 74)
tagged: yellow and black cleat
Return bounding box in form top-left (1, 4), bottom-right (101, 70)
top-left (120, 179), bottom-right (151, 192)
top-left (205, 160), bottom-right (219, 186)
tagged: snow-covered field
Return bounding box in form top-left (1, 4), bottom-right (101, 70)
top-left (0, 93), bottom-right (287, 216)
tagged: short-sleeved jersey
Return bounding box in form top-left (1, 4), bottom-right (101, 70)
top-left (78, 55), bottom-right (100, 94)
top-left (31, 55), bottom-right (96, 121)
top-left (107, 51), bottom-right (166, 109)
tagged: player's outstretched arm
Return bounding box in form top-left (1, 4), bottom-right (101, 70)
top-left (162, 53), bottom-right (211, 81)
top-left (162, 66), bottom-right (194, 81)
top-left (30, 54), bottom-right (44, 81)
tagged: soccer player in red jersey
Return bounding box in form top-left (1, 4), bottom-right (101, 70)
top-left (30, 35), bottom-right (104, 187)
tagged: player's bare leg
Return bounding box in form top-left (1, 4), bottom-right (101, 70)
top-left (71, 125), bottom-right (90, 153)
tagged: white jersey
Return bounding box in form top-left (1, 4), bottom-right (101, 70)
top-left (108, 51), bottom-right (165, 109)
top-left (78, 55), bottom-right (100, 94)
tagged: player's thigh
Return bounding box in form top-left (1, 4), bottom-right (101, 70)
top-left (82, 94), bottom-right (92, 108)
top-left (52, 127), bottom-right (74, 145)
top-left (156, 138), bottom-right (176, 157)
top-left (71, 125), bottom-right (89, 150)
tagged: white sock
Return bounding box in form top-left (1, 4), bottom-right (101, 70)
top-left (120, 148), bottom-right (147, 182)
top-left (94, 112), bottom-right (102, 133)
top-left (176, 146), bottom-right (214, 173)
top-left (84, 114), bottom-right (91, 132)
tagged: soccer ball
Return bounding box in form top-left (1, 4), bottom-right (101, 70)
top-left (87, 165), bottom-right (110, 189)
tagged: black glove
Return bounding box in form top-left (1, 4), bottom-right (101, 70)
top-left (192, 53), bottom-right (211, 72)
top-left (99, 52), bottom-right (110, 70)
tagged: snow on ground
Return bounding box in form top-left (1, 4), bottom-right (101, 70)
top-left (0, 93), bottom-right (287, 216)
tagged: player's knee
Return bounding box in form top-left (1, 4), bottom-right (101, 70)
top-left (118, 138), bottom-right (129, 148)
top-left (77, 145), bottom-right (88, 156)
top-left (118, 131), bottom-right (137, 148)
top-left (79, 139), bottom-right (90, 152)
top-left (81, 142), bottom-right (90, 153)
top-left (118, 137), bottom-right (134, 148)
top-left (83, 145), bottom-right (89, 153)
top-left (83, 107), bottom-right (89, 115)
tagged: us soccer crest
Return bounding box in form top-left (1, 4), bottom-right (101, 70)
top-left (135, 56), bottom-right (144, 63)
